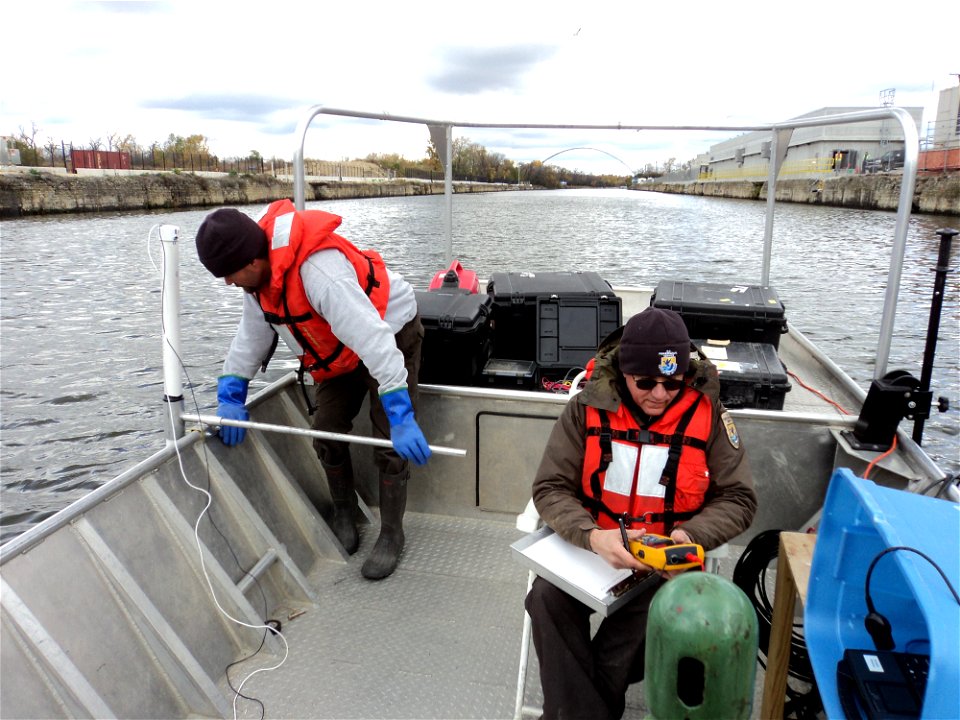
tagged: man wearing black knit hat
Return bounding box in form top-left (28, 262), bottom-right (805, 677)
top-left (524, 306), bottom-right (757, 719)
top-left (195, 200), bottom-right (429, 580)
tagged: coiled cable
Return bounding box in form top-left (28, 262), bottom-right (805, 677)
top-left (732, 529), bottom-right (823, 719)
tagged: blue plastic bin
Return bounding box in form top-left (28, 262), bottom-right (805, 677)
top-left (805, 468), bottom-right (959, 719)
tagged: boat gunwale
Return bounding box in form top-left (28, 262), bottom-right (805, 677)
top-left (5, 336), bottom-right (936, 566)
top-left (0, 376), bottom-right (294, 563)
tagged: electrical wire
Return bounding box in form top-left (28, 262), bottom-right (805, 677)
top-left (540, 366), bottom-right (587, 394)
top-left (787, 370), bottom-right (904, 484)
top-left (732, 529), bottom-right (823, 719)
top-left (862, 435), bottom-right (898, 480)
top-left (787, 370), bottom-right (851, 415)
top-left (914, 471), bottom-right (959, 499)
top-left (866, 545), bottom-right (960, 608)
top-left (151, 225), bottom-right (288, 720)
top-left (786, 367), bottom-right (900, 483)
top-left (540, 377), bottom-right (573, 393)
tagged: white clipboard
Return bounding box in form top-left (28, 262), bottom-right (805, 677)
top-left (511, 525), bottom-right (659, 616)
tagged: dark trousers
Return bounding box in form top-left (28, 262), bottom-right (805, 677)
top-left (525, 575), bottom-right (663, 720)
top-left (311, 314), bottom-right (424, 475)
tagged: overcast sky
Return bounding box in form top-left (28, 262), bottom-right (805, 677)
top-left (3, 0), bottom-right (958, 175)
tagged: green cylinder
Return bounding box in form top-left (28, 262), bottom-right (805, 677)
top-left (644, 572), bottom-right (758, 720)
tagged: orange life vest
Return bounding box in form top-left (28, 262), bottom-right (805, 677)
top-left (581, 387), bottom-right (713, 535)
top-left (255, 199), bottom-right (390, 382)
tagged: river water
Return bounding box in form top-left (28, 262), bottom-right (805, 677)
top-left (1, 189), bottom-right (958, 543)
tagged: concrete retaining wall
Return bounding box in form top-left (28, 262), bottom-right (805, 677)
top-left (1, 169), bottom-right (957, 217)
top-left (635, 174), bottom-right (960, 215)
top-left (0, 172), bottom-right (509, 217)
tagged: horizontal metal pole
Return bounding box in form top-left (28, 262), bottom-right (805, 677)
top-left (181, 413), bottom-right (467, 458)
top-left (310, 106), bottom-right (772, 132)
top-left (236, 549), bottom-right (278, 596)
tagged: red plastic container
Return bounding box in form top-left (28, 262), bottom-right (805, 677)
top-left (428, 260), bottom-right (479, 294)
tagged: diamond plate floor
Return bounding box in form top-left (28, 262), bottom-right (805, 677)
top-left (218, 513), bottom-right (771, 719)
top-left (221, 512), bottom-right (537, 719)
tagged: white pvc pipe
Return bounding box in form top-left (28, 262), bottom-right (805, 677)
top-left (159, 224), bottom-right (184, 443)
top-left (181, 413), bottom-right (467, 458)
top-left (443, 124), bottom-right (453, 266)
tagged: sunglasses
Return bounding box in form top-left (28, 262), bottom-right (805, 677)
top-left (632, 377), bottom-right (685, 392)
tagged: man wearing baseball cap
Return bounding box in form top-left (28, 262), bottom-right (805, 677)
top-left (525, 306), bottom-right (757, 719)
top-left (195, 200), bottom-right (429, 580)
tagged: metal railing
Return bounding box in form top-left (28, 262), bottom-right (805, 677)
top-left (291, 106), bottom-right (922, 385)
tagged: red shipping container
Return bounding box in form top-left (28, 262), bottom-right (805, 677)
top-left (71, 149), bottom-right (131, 172)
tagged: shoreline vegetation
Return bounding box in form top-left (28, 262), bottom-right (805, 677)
top-left (1, 169), bottom-right (958, 218)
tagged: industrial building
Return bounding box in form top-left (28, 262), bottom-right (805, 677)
top-left (694, 85), bottom-right (959, 180)
top-left (698, 106), bottom-right (923, 181)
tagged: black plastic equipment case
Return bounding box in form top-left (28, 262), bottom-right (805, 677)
top-left (487, 271), bottom-right (621, 377)
top-left (416, 289), bottom-right (493, 385)
top-left (652, 281), bottom-right (787, 348)
top-left (695, 340), bottom-right (791, 410)
top-left (480, 358), bottom-right (538, 389)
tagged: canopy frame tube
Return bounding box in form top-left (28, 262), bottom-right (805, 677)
top-left (291, 106), bottom-right (920, 388)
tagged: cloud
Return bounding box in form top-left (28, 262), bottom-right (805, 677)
top-left (140, 94), bottom-right (298, 124)
top-left (428, 45), bottom-right (559, 94)
top-left (84, 0), bottom-right (170, 13)
top-left (3, 0), bottom-right (959, 173)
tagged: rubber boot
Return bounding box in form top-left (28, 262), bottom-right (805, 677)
top-left (322, 458), bottom-right (359, 555)
top-left (361, 469), bottom-right (408, 580)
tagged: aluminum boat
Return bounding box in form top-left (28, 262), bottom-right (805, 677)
top-left (1, 106), bottom-right (955, 720)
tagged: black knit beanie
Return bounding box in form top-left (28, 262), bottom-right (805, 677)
top-left (195, 208), bottom-right (267, 277)
top-left (619, 306), bottom-right (690, 377)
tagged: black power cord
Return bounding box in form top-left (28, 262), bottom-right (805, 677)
top-left (732, 529), bottom-right (823, 719)
top-left (863, 545), bottom-right (960, 651)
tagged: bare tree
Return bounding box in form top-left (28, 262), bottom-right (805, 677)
top-left (16, 122), bottom-right (41, 152)
top-left (44, 139), bottom-right (58, 167)
top-left (115, 134), bottom-right (140, 154)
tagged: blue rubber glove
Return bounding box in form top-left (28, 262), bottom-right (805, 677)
top-left (380, 388), bottom-right (431, 466)
top-left (216, 375), bottom-right (250, 446)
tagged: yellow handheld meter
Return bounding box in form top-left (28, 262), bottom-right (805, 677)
top-left (628, 533), bottom-right (704, 571)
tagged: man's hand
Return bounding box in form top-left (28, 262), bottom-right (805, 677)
top-left (216, 375), bottom-right (250, 446)
top-left (380, 388), bottom-right (431, 465)
top-left (655, 527), bottom-right (697, 580)
top-left (590, 526), bottom-right (700, 578)
top-left (589, 528), bottom-right (649, 571)
top-left (669, 527), bottom-right (693, 544)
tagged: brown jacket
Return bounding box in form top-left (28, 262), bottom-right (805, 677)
top-left (531, 327), bottom-right (757, 552)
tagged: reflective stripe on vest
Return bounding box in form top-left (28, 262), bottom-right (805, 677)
top-left (255, 200), bottom-right (390, 384)
top-left (582, 389), bottom-right (712, 535)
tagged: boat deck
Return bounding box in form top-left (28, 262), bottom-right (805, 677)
top-left (222, 513), bottom-right (539, 718)
top-left (220, 511), bottom-right (761, 719)
top-left (222, 511), bottom-right (534, 719)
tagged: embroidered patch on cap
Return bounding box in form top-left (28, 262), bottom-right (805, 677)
top-left (722, 411), bottom-right (741, 449)
top-left (658, 350), bottom-right (679, 376)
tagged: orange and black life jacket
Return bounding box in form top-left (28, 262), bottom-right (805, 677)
top-left (581, 386), bottom-right (713, 535)
top-left (255, 199), bottom-right (390, 391)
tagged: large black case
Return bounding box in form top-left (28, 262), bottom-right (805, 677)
top-left (416, 289), bottom-right (493, 385)
top-left (652, 280), bottom-right (787, 348)
top-left (487, 271), bottom-right (621, 376)
top-left (695, 340), bottom-right (791, 410)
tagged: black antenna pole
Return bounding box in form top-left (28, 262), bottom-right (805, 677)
top-left (913, 227), bottom-right (957, 445)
